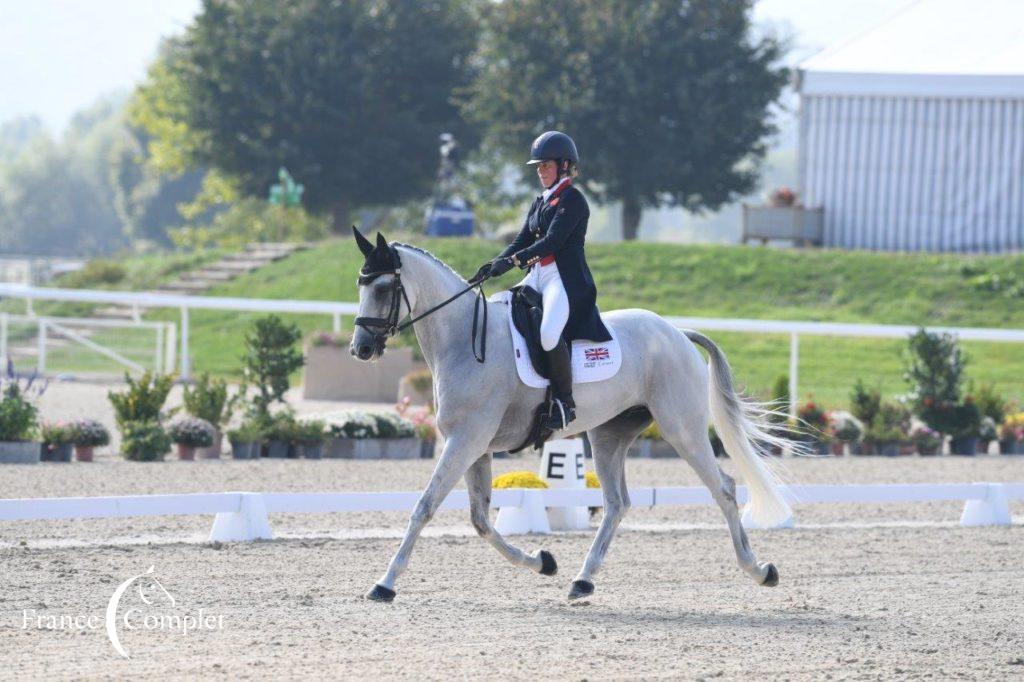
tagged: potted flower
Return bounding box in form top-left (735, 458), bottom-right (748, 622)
top-left (182, 373), bottom-right (237, 459)
top-left (227, 419), bottom-right (263, 460)
top-left (322, 410), bottom-right (381, 458)
top-left (121, 421), bottom-right (171, 462)
top-left (977, 416), bottom-right (998, 455)
top-left (69, 419), bottom-right (110, 462)
top-left (168, 417), bottom-right (216, 461)
top-left (109, 371), bottom-right (174, 461)
top-left (868, 402), bottom-right (910, 456)
top-left (827, 411), bottom-right (863, 456)
top-left (40, 421), bottom-right (75, 463)
top-left (947, 399), bottom-right (982, 456)
top-left (998, 411), bottom-right (1023, 455)
top-left (797, 399), bottom-right (831, 455)
top-left (910, 425), bottom-right (941, 456)
top-left (397, 369), bottom-right (433, 407)
top-left (292, 418), bottom-right (326, 459)
top-left (0, 382), bottom-right (42, 464)
top-left (371, 412), bottom-right (420, 459)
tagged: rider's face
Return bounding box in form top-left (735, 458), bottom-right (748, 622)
top-left (536, 160), bottom-right (558, 188)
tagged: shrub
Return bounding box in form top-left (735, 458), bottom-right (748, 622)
top-left (40, 421), bottom-right (75, 446)
top-left (492, 471), bottom-right (548, 489)
top-left (0, 383), bottom-right (39, 441)
top-left (903, 328), bottom-right (967, 412)
top-left (242, 316), bottom-right (304, 420)
top-left (170, 197), bottom-right (330, 250)
top-left (70, 419), bottom-right (110, 447)
top-left (59, 259), bottom-right (126, 287)
top-left (121, 421), bottom-right (171, 461)
top-left (322, 411), bottom-right (378, 439)
top-left (292, 419), bottom-right (326, 445)
top-left (183, 373), bottom-right (234, 427)
top-left (850, 380), bottom-right (881, 431)
top-left (261, 411), bottom-right (298, 442)
top-left (372, 412), bottom-right (415, 439)
top-left (972, 383), bottom-right (1007, 425)
top-left (168, 417), bottom-right (216, 447)
top-left (108, 371), bottom-right (174, 427)
top-left (867, 402), bottom-right (911, 443)
top-left (227, 420), bottom-right (264, 443)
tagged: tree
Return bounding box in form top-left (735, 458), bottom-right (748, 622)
top-left (170, 0), bottom-right (479, 232)
top-left (464, 0), bottom-right (788, 240)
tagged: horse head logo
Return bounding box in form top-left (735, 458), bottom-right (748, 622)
top-left (105, 566), bottom-right (174, 659)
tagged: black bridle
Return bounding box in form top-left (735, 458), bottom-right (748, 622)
top-left (354, 247), bottom-right (489, 363)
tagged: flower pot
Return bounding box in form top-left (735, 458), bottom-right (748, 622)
top-left (264, 440), bottom-right (290, 458)
top-left (917, 442), bottom-right (940, 456)
top-left (74, 445), bottom-right (95, 462)
top-left (299, 443), bottom-right (323, 459)
top-left (383, 438), bottom-right (420, 460)
top-left (0, 441), bottom-right (41, 464)
top-left (976, 439), bottom-right (991, 455)
top-left (229, 440), bottom-right (257, 459)
top-left (998, 438), bottom-right (1019, 455)
top-left (950, 436), bottom-right (978, 456)
top-left (197, 428), bottom-right (223, 460)
top-left (852, 441), bottom-right (876, 456)
top-left (323, 438), bottom-right (386, 459)
top-left (830, 442), bottom-right (845, 456)
top-left (898, 443), bottom-right (916, 456)
top-left (877, 442), bottom-right (900, 457)
top-left (46, 443), bottom-right (74, 463)
top-left (176, 444), bottom-right (196, 461)
top-left (813, 440), bottom-right (831, 456)
top-left (419, 438), bottom-right (437, 459)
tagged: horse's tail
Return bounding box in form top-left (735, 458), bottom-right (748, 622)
top-left (683, 330), bottom-right (794, 527)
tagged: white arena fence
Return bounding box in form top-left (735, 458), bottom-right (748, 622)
top-left (2, 283), bottom-right (1023, 415)
top-left (0, 483), bottom-right (1019, 543)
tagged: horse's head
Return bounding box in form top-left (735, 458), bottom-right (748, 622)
top-left (351, 226), bottom-right (410, 361)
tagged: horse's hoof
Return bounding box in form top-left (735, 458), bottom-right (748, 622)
top-left (760, 563), bottom-right (779, 587)
top-left (538, 550), bottom-right (558, 576)
top-left (365, 584), bottom-right (396, 602)
top-left (568, 579), bottom-right (594, 601)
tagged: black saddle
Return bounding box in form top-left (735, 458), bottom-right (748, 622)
top-left (507, 285), bottom-right (563, 453)
top-left (509, 285), bottom-right (552, 380)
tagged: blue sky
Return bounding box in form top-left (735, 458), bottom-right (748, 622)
top-left (0, 0), bottom-right (903, 134)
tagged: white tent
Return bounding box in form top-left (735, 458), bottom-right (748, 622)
top-left (797, 0), bottom-right (1024, 252)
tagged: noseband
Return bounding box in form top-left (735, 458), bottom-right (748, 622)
top-left (354, 246), bottom-right (488, 363)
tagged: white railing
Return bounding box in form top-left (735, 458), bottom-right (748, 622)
top-left (0, 483), bottom-right (1018, 543)
top-left (1, 284), bottom-right (1022, 405)
top-left (0, 312), bottom-right (175, 376)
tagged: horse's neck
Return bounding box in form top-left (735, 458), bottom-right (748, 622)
top-left (397, 247), bottom-right (476, 372)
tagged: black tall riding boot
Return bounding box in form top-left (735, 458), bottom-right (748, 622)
top-left (542, 339), bottom-right (576, 431)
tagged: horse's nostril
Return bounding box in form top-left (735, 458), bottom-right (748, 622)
top-left (357, 344), bottom-right (373, 359)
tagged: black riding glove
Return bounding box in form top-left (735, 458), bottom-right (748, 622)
top-left (471, 262), bottom-right (492, 283)
top-left (488, 256), bottom-right (514, 277)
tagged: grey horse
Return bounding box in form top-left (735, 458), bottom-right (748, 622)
top-left (350, 230), bottom-right (794, 602)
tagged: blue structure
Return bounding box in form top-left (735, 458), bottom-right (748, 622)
top-left (426, 201), bottom-right (474, 237)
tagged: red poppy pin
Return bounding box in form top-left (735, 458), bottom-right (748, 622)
top-left (548, 197), bottom-right (560, 207)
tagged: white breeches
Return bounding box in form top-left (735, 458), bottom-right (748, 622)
top-left (518, 262), bottom-right (569, 351)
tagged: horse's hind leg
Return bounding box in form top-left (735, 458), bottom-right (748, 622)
top-left (568, 418), bottom-right (646, 600)
top-left (652, 407), bottom-right (777, 586)
top-left (466, 453), bottom-right (555, 576)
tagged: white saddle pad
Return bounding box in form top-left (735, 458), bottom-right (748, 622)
top-left (489, 291), bottom-right (622, 389)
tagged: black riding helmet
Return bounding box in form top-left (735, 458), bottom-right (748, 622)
top-left (526, 130), bottom-right (579, 167)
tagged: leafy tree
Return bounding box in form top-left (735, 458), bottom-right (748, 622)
top-left (242, 315), bottom-right (304, 420)
top-left (464, 0), bottom-right (788, 239)
top-left (169, 0), bottom-right (480, 231)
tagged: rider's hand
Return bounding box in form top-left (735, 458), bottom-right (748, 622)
top-left (488, 256), bottom-right (514, 277)
top-left (471, 262), bottom-right (492, 283)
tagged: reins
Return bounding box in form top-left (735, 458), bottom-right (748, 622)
top-left (354, 247), bottom-right (490, 364)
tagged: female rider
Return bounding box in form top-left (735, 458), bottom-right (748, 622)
top-left (474, 131), bottom-right (611, 431)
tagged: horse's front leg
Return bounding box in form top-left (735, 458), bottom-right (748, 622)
top-left (366, 430), bottom-right (492, 602)
top-left (466, 453), bottom-right (557, 576)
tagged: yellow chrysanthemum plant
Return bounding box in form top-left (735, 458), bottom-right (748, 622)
top-left (584, 471), bottom-right (601, 488)
top-left (492, 471), bottom-right (549, 489)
